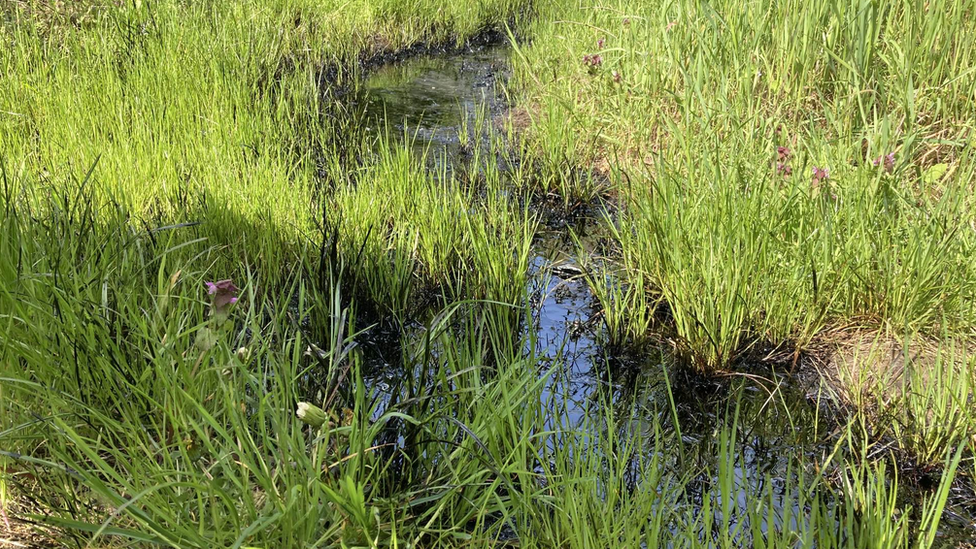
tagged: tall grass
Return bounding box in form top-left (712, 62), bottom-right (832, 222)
top-left (0, 181), bottom-right (966, 545)
top-left (0, 0), bottom-right (532, 261)
top-left (328, 140), bottom-right (535, 320)
top-left (511, 0), bottom-right (976, 367)
top-left (504, 0), bottom-right (976, 519)
top-left (2, 0), bottom-right (975, 545)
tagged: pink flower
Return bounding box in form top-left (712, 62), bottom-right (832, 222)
top-left (777, 146), bottom-right (791, 161)
top-left (582, 54), bottom-right (603, 70)
top-left (776, 162), bottom-right (792, 177)
top-left (873, 152), bottom-right (895, 173)
top-left (205, 279), bottom-right (239, 316)
top-left (811, 166), bottom-right (829, 187)
top-left (597, 37), bottom-right (606, 49)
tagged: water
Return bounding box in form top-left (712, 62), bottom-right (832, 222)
top-left (359, 43), bottom-right (510, 176)
top-left (351, 41), bottom-right (976, 544)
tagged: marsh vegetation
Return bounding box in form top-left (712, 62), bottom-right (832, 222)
top-left (1, 0), bottom-right (975, 547)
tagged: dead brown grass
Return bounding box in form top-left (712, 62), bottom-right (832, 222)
top-left (1, 495), bottom-right (56, 549)
top-left (813, 327), bottom-right (943, 407)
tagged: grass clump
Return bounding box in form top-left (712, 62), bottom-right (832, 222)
top-left (511, 0), bottom-right (976, 369)
top-left (328, 141), bottom-right (535, 319)
top-left (601, 137), bottom-right (976, 370)
top-left (828, 332), bottom-right (976, 469)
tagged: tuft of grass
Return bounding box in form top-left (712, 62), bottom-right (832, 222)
top-left (890, 342), bottom-right (975, 466)
top-left (327, 138), bottom-right (536, 319)
top-left (510, 0), bottom-right (976, 371)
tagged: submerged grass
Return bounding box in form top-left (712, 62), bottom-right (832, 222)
top-left (2, 0), bottom-right (976, 546)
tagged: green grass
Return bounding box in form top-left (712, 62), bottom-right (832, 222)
top-left (0, 184), bottom-right (967, 545)
top-left (513, 0), bottom-right (976, 363)
top-left (328, 140), bottom-right (535, 319)
top-left (2, 0), bottom-right (976, 546)
top-left (506, 0), bottom-right (976, 528)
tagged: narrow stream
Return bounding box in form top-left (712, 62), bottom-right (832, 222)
top-left (350, 41), bottom-right (975, 544)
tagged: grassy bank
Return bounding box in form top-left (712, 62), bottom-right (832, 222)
top-left (510, 0), bottom-right (976, 469)
top-left (0, 0), bottom-right (531, 282)
top-left (512, 0), bottom-right (976, 361)
top-left (2, 0), bottom-right (975, 546)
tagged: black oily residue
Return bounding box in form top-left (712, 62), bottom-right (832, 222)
top-left (322, 42), bottom-right (976, 544)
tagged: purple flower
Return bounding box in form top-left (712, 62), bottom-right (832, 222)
top-left (582, 54), bottom-right (603, 71)
top-left (623, 17), bottom-right (631, 26)
top-left (811, 166), bottom-right (829, 186)
top-left (597, 37), bottom-right (606, 49)
top-left (612, 70), bottom-right (622, 83)
top-left (205, 279), bottom-right (239, 316)
top-left (776, 162), bottom-right (792, 177)
top-left (873, 152), bottom-right (895, 173)
top-left (777, 146), bottom-right (791, 161)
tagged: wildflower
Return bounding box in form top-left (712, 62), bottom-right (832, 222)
top-left (597, 37), bottom-right (605, 49)
top-left (777, 146), bottom-right (791, 161)
top-left (582, 54), bottom-right (603, 70)
top-left (776, 162), bottom-right (792, 177)
top-left (612, 70), bottom-right (622, 83)
top-left (623, 17), bottom-right (631, 26)
top-left (296, 402), bottom-right (327, 428)
top-left (873, 152), bottom-right (895, 173)
top-left (236, 347), bottom-right (250, 362)
top-left (811, 166), bottom-right (829, 187)
top-left (205, 279), bottom-right (238, 316)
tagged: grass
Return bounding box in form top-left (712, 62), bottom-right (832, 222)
top-left (2, 0), bottom-right (976, 546)
top-left (509, 0), bottom-right (976, 471)
top-left (328, 139), bottom-right (535, 319)
top-left (830, 333), bottom-right (976, 467)
top-left (0, 188), bottom-right (967, 545)
top-left (513, 0), bottom-right (976, 361)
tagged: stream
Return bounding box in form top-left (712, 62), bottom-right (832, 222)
top-left (346, 41), bottom-right (975, 544)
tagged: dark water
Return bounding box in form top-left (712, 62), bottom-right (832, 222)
top-left (359, 44), bottom-right (509, 176)
top-left (353, 42), bottom-right (976, 544)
